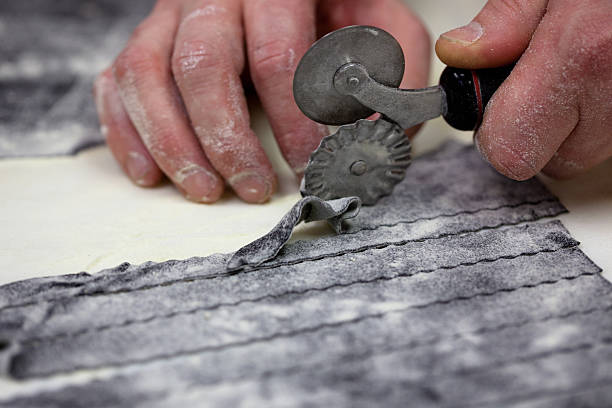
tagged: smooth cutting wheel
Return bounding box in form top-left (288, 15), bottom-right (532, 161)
top-left (293, 25), bottom-right (405, 126)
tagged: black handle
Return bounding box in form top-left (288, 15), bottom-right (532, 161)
top-left (439, 65), bottom-right (514, 131)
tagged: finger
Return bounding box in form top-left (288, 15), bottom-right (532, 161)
top-left (317, 0), bottom-right (431, 137)
top-left (474, 11), bottom-right (581, 181)
top-left (436, 0), bottom-right (548, 68)
top-left (94, 68), bottom-right (163, 187)
top-left (172, 0), bottom-right (277, 203)
top-left (318, 0), bottom-right (430, 89)
top-left (113, 2), bottom-right (224, 203)
top-left (243, 0), bottom-right (328, 175)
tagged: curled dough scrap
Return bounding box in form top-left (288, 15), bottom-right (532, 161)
top-left (226, 196), bottom-right (361, 271)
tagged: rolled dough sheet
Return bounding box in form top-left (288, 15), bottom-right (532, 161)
top-left (0, 141), bottom-right (610, 406)
top-left (0, 0), bottom-right (154, 157)
top-left (1, 0), bottom-right (609, 285)
top-left (2, 0), bottom-right (611, 402)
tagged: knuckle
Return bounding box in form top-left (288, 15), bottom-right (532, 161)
top-left (128, 15), bottom-right (160, 42)
top-left (171, 40), bottom-right (225, 78)
top-left (251, 39), bottom-right (296, 79)
top-left (569, 34), bottom-right (612, 75)
top-left (179, 3), bottom-right (228, 27)
top-left (559, 8), bottom-right (612, 76)
top-left (113, 44), bottom-right (160, 84)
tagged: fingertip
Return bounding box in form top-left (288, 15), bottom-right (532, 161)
top-left (440, 21), bottom-right (484, 46)
top-left (435, 23), bottom-right (486, 68)
top-left (435, 21), bottom-right (503, 69)
top-left (475, 129), bottom-right (538, 182)
top-left (229, 171), bottom-right (277, 204)
top-left (177, 166), bottom-right (224, 203)
top-left (125, 151), bottom-right (163, 187)
top-left (436, 0), bottom-right (548, 69)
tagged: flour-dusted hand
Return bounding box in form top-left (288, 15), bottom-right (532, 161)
top-left (436, 0), bottom-right (612, 180)
top-left (93, 0), bottom-right (430, 203)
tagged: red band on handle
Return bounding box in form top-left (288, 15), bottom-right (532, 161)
top-left (471, 70), bottom-right (483, 129)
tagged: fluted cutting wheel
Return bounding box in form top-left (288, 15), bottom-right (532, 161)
top-left (303, 118), bottom-right (411, 206)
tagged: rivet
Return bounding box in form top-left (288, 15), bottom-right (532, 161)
top-left (347, 76), bottom-right (360, 88)
top-left (350, 160), bottom-right (368, 176)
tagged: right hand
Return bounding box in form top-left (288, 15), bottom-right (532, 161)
top-left (436, 0), bottom-right (612, 181)
top-left (94, 0), bottom-right (431, 204)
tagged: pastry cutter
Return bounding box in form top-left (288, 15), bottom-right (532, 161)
top-left (294, 25), bottom-right (513, 205)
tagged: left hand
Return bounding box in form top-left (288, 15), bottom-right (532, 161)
top-left (94, 0), bottom-right (431, 204)
top-left (436, 0), bottom-right (612, 180)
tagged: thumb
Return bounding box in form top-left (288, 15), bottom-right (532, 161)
top-left (435, 0), bottom-right (548, 68)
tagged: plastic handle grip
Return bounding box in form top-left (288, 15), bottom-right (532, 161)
top-left (440, 65), bottom-right (514, 131)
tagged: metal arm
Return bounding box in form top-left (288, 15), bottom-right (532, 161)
top-left (333, 63), bottom-right (447, 130)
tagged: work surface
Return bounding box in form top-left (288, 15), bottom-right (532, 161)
top-left (1, 129), bottom-right (611, 285)
top-left (1, 0), bottom-right (612, 406)
top-left (2, 142), bottom-right (611, 406)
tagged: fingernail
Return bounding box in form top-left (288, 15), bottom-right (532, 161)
top-left (441, 21), bottom-right (483, 45)
top-left (230, 172), bottom-right (273, 204)
top-left (126, 151), bottom-right (151, 186)
top-left (182, 170), bottom-right (219, 203)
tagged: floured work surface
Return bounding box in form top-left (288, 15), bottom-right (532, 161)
top-left (0, 142), bottom-right (610, 407)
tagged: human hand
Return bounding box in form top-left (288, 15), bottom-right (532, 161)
top-left (94, 0), bottom-right (430, 203)
top-left (436, 0), bottom-right (612, 180)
